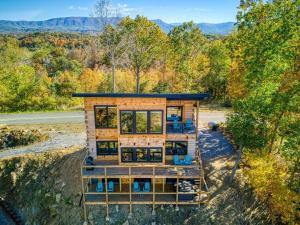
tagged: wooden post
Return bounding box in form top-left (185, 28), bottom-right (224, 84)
top-left (152, 167), bottom-right (155, 214)
top-left (176, 176), bottom-right (179, 210)
top-left (104, 168), bottom-right (109, 220)
top-left (129, 167), bottom-right (132, 217)
top-left (162, 178), bottom-right (165, 192)
top-left (81, 169), bottom-right (87, 222)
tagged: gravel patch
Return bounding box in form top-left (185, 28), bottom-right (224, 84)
top-left (0, 131), bottom-right (85, 159)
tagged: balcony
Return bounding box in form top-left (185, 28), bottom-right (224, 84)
top-left (166, 121), bottom-right (195, 134)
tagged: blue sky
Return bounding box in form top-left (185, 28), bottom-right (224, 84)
top-left (0, 0), bottom-right (240, 23)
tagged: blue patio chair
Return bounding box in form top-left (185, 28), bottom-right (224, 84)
top-left (173, 155), bottom-right (182, 165)
top-left (143, 182), bottom-right (151, 192)
top-left (108, 181), bottom-right (114, 192)
top-left (182, 155), bottom-right (192, 165)
top-left (185, 119), bottom-right (193, 130)
top-left (96, 181), bottom-right (103, 192)
top-left (133, 182), bottom-right (141, 192)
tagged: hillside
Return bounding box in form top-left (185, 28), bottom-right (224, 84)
top-left (0, 17), bottom-right (235, 34)
top-left (0, 147), bottom-right (270, 225)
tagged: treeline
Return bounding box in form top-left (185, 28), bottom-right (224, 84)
top-left (0, 19), bottom-right (231, 112)
top-left (226, 0), bottom-right (299, 224)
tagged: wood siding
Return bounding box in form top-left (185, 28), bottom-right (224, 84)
top-left (84, 97), bottom-right (197, 163)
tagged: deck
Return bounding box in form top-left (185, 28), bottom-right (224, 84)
top-left (82, 160), bottom-right (203, 178)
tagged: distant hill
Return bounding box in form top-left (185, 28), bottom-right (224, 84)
top-left (0, 17), bottom-right (235, 35)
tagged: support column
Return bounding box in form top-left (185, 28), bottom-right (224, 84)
top-left (104, 168), bottom-right (109, 221)
top-left (176, 176), bottom-right (179, 210)
top-left (152, 167), bottom-right (156, 215)
top-left (128, 168), bottom-right (133, 218)
top-left (81, 176), bottom-right (87, 222)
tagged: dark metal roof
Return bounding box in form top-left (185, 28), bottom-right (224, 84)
top-left (72, 93), bottom-right (209, 100)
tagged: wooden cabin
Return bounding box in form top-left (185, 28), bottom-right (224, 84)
top-left (72, 93), bottom-right (210, 221)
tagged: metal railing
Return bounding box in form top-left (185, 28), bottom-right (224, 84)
top-left (166, 121), bottom-right (195, 134)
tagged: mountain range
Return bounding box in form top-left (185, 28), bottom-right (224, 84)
top-left (0, 17), bottom-right (235, 35)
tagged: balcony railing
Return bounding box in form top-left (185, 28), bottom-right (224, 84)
top-left (166, 121), bottom-right (195, 134)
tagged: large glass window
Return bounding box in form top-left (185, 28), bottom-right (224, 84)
top-left (136, 111), bottom-right (148, 133)
top-left (95, 106), bottom-right (117, 128)
top-left (150, 111), bottom-right (163, 133)
top-left (167, 106), bottom-right (183, 121)
top-left (121, 111), bottom-right (134, 133)
top-left (136, 148), bottom-right (148, 162)
top-left (121, 148), bottom-right (134, 162)
top-left (166, 141), bottom-right (188, 155)
top-left (120, 110), bottom-right (163, 134)
top-left (149, 148), bottom-right (162, 162)
top-left (121, 148), bottom-right (162, 162)
top-left (96, 141), bottom-right (118, 155)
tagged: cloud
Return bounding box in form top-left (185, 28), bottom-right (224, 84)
top-left (115, 3), bottom-right (142, 15)
top-left (68, 5), bottom-right (89, 11)
top-left (184, 8), bottom-right (208, 12)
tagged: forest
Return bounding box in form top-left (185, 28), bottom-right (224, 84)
top-left (0, 19), bottom-right (231, 112)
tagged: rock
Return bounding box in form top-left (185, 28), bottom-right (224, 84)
top-left (56, 193), bottom-right (61, 203)
top-left (122, 220), bottom-right (129, 225)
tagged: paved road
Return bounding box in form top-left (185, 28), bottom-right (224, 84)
top-left (0, 111), bottom-right (84, 125)
top-left (0, 111), bottom-right (227, 125)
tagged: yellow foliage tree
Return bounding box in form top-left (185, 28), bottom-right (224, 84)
top-left (79, 68), bottom-right (104, 92)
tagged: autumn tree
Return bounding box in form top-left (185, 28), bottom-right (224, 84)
top-left (168, 22), bottom-right (208, 92)
top-left (119, 16), bottom-right (167, 93)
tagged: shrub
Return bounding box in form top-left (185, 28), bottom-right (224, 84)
top-left (0, 127), bottom-right (48, 149)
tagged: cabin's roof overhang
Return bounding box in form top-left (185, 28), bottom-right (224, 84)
top-left (72, 93), bottom-right (210, 100)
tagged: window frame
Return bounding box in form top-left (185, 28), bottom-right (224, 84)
top-left (120, 110), bottom-right (163, 134)
top-left (96, 141), bottom-right (119, 155)
top-left (94, 105), bottom-right (118, 129)
top-left (121, 147), bottom-right (163, 163)
top-left (166, 106), bottom-right (183, 122)
top-left (165, 141), bottom-right (188, 155)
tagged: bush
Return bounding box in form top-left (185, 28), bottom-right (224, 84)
top-left (0, 127), bottom-right (48, 149)
top-left (243, 152), bottom-right (300, 225)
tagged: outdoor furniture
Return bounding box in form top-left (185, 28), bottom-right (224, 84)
top-left (96, 181), bottom-right (103, 192)
top-left (173, 155), bottom-right (182, 165)
top-left (108, 181), bottom-right (114, 192)
top-left (185, 119), bottom-right (193, 130)
top-left (133, 182), bottom-right (141, 192)
top-left (143, 182), bottom-right (151, 192)
top-left (182, 155), bottom-right (192, 165)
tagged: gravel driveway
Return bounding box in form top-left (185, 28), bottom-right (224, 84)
top-left (199, 128), bottom-right (234, 161)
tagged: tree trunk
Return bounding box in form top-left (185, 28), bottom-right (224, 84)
top-left (112, 61), bottom-right (116, 93)
top-left (230, 146), bottom-right (243, 182)
top-left (135, 66), bottom-right (140, 94)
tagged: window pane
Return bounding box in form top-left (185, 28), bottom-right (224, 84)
top-left (165, 141), bottom-right (174, 155)
top-left (149, 148), bottom-right (162, 162)
top-left (167, 106), bottom-right (182, 121)
top-left (95, 107), bottom-right (107, 128)
top-left (136, 111), bottom-right (148, 133)
top-left (176, 141), bottom-right (188, 155)
top-left (175, 142), bottom-right (187, 149)
top-left (136, 148), bottom-right (147, 162)
top-left (107, 107), bottom-right (117, 128)
top-left (122, 148), bottom-right (134, 162)
top-left (121, 111), bottom-right (134, 133)
top-left (97, 141), bottom-right (108, 155)
top-left (150, 111), bottom-right (162, 133)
